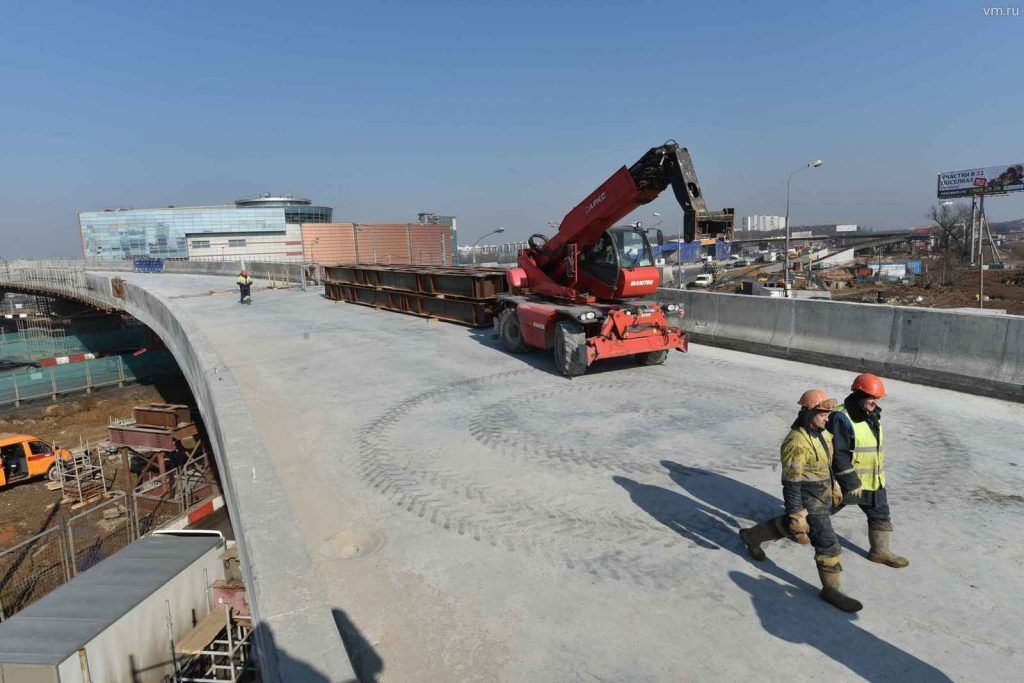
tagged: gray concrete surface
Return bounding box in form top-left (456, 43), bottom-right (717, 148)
top-left (657, 288), bottom-right (1024, 402)
top-left (5, 269), bottom-right (1022, 681)
top-left (79, 273), bottom-right (1023, 682)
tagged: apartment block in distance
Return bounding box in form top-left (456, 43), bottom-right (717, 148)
top-left (742, 215), bottom-right (787, 232)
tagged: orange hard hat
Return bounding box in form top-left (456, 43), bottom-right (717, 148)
top-left (851, 373), bottom-right (886, 398)
top-left (798, 389), bottom-right (838, 412)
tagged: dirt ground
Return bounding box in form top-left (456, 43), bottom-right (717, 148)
top-left (833, 271), bottom-right (1024, 314)
top-left (0, 377), bottom-right (195, 548)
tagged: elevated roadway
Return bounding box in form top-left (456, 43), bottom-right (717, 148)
top-left (5, 270), bottom-right (1023, 681)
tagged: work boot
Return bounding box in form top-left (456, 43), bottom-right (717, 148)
top-left (739, 520), bottom-right (783, 561)
top-left (816, 557), bottom-right (863, 613)
top-left (868, 523), bottom-right (909, 568)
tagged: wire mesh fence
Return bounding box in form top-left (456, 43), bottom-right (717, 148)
top-left (0, 523), bottom-right (72, 622)
top-left (133, 470), bottom-right (186, 537)
top-left (0, 475), bottom-right (221, 621)
top-left (66, 492), bottom-right (135, 574)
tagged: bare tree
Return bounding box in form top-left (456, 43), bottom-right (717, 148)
top-left (927, 203), bottom-right (972, 257)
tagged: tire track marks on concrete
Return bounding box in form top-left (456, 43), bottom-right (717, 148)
top-left (353, 371), bottom-right (710, 587)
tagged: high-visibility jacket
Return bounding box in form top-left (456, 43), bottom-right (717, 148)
top-left (780, 426), bottom-right (833, 485)
top-left (780, 425), bottom-right (835, 514)
top-left (835, 405), bottom-right (885, 491)
top-left (236, 276), bottom-right (253, 286)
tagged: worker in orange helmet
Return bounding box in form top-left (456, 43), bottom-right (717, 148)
top-left (827, 373), bottom-right (909, 568)
top-left (739, 389), bottom-right (862, 612)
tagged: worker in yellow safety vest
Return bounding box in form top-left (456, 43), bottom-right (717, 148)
top-left (236, 270), bottom-right (253, 304)
top-left (739, 389), bottom-right (862, 613)
top-left (827, 373), bottom-right (909, 569)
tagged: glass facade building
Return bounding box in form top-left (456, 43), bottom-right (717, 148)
top-left (79, 195), bottom-right (332, 260)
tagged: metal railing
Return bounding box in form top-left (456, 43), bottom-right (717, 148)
top-left (0, 351), bottom-right (180, 407)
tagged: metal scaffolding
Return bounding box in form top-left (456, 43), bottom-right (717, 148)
top-left (173, 605), bottom-right (254, 682)
top-left (56, 443), bottom-right (108, 505)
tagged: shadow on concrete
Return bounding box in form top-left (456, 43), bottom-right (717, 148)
top-left (611, 475), bottom-right (814, 592)
top-left (252, 623), bottom-right (334, 682)
top-left (333, 608), bottom-right (384, 683)
top-left (465, 326), bottom-right (648, 377)
top-left (661, 461), bottom-right (868, 559)
top-left (244, 607), bottom-right (380, 682)
top-left (253, 616), bottom-right (374, 683)
top-left (613, 465), bottom-right (951, 682)
top-left (730, 571), bottom-right (952, 682)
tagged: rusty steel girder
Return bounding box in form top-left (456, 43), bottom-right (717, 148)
top-left (325, 282), bottom-right (495, 327)
top-left (108, 422), bottom-right (198, 451)
top-left (133, 403), bottom-right (190, 429)
top-left (323, 264), bottom-right (508, 300)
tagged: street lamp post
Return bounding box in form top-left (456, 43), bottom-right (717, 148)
top-left (472, 228), bottom-right (505, 266)
top-left (311, 236), bottom-right (321, 285)
top-left (784, 159), bottom-right (823, 294)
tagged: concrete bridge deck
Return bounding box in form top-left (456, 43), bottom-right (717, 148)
top-left (28, 273), bottom-right (1024, 680)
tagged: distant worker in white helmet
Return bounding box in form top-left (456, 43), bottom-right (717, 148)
top-left (739, 389), bottom-right (862, 613)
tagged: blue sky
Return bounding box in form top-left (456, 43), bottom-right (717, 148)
top-left (1, 0), bottom-right (1021, 256)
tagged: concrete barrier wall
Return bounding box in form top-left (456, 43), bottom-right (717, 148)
top-left (58, 274), bottom-right (355, 681)
top-left (656, 288), bottom-right (1024, 402)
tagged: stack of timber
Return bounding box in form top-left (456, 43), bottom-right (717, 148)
top-left (323, 264), bottom-right (509, 327)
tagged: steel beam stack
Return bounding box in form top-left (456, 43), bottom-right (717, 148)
top-left (323, 264), bottom-right (509, 327)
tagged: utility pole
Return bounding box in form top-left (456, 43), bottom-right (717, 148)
top-left (978, 195), bottom-right (985, 308)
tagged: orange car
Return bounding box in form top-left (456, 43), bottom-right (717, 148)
top-left (0, 433), bottom-right (73, 489)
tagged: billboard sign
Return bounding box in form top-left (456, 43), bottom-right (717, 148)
top-left (937, 164), bottom-right (1024, 198)
top-left (835, 224), bottom-right (858, 233)
top-left (791, 230), bottom-right (812, 238)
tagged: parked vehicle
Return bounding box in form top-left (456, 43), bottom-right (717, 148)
top-left (0, 434), bottom-right (73, 489)
top-left (692, 274), bottom-right (714, 288)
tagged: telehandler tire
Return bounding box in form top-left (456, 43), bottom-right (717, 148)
top-left (635, 350), bottom-right (669, 366)
top-left (553, 321), bottom-right (588, 377)
top-left (498, 309), bottom-right (530, 353)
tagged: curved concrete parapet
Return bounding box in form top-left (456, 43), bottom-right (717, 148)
top-left (11, 272), bottom-right (355, 682)
top-left (656, 288), bottom-right (1024, 402)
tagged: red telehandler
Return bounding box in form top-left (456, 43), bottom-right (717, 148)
top-left (495, 141), bottom-right (731, 377)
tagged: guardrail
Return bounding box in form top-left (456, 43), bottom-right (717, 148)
top-left (0, 260), bottom-right (115, 309)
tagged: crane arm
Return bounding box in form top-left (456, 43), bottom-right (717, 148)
top-left (541, 141), bottom-right (708, 263)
